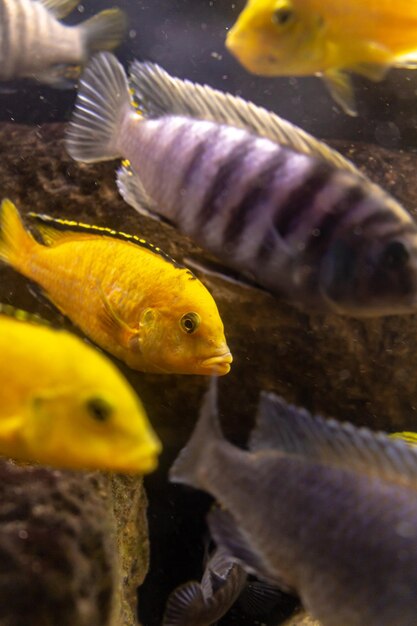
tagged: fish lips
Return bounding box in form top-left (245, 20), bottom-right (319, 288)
top-left (200, 351), bottom-right (233, 376)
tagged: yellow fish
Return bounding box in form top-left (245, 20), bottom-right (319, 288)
top-left (0, 304), bottom-right (160, 472)
top-left (226, 0), bottom-right (417, 115)
top-left (0, 200), bottom-right (232, 376)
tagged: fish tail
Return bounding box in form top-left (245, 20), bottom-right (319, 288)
top-left (66, 52), bottom-right (134, 163)
top-left (163, 583), bottom-right (205, 626)
top-left (0, 199), bottom-right (36, 270)
top-left (80, 9), bottom-right (127, 55)
top-left (169, 379), bottom-right (224, 489)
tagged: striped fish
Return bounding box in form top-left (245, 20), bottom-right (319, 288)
top-left (0, 0), bottom-right (125, 85)
top-left (66, 52), bottom-right (417, 316)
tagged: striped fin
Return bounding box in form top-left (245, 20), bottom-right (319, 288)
top-left (250, 393), bottom-right (417, 490)
top-left (38, 0), bottom-right (79, 18)
top-left (128, 61), bottom-right (362, 176)
top-left (28, 212), bottom-right (188, 271)
top-left (0, 303), bottom-right (51, 327)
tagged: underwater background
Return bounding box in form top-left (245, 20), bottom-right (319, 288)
top-left (1, 1), bottom-right (417, 626)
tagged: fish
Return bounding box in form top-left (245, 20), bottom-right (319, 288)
top-left (170, 381), bottom-right (417, 626)
top-left (0, 200), bottom-right (232, 376)
top-left (163, 546), bottom-right (248, 626)
top-left (0, 303), bottom-right (160, 473)
top-left (226, 0), bottom-right (417, 116)
top-left (163, 544), bottom-right (283, 626)
top-left (0, 0), bottom-right (126, 86)
top-left (66, 52), bottom-right (417, 318)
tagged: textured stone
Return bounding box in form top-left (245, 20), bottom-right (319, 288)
top-left (0, 460), bottom-right (146, 626)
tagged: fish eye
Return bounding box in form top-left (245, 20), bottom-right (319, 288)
top-left (382, 241), bottom-right (410, 269)
top-left (86, 397), bottom-right (113, 423)
top-left (272, 1), bottom-right (294, 26)
top-left (180, 312), bottom-right (201, 334)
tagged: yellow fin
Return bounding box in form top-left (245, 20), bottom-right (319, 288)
top-left (390, 432), bottom-right (417, 446)
top-left (98, 284), bottom-right (141, 351)
top-left (39, 0), bottom-right (79, 19)
top-left (322, 69), bottom-right (357, 116)
top-left (0, 199), bottom-right (37, 269)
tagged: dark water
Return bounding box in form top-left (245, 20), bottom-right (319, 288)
top-left (3, 2), bottom-right (417, 626)
top-left (3, 0), bottom-right (417, 148)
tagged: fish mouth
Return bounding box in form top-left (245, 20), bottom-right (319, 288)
top-left (201, 351), bottom-right (233, 376)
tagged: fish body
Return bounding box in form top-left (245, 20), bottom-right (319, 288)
top-left (170, 383), bottom-right (417, 626)
top-left (67, 53), bottom-right (417, 317)
top-left (0, 200), bottom-right (231, 375)
top-left (0, 305), bottom-right (160, 472)
top-left (163, 547), bottom-right (248, 626)
top-left (0, 0), bottom-right (126, 85)
top-left (226, 0), bottom-right (417, 115)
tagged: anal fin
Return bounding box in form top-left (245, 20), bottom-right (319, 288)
top-left (321, 69), bottom-right (357, 116)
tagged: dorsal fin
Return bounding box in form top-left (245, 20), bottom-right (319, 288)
top-left (0, 303), bottom-right (51, 328)
top-left (250, 392), bottom-right (417, 489)
top-left (28, 212), bottom-right (192, 273)
top-left (38, 0), bottom-right (79, 19)
top-left (128, 61), bottom-right (362, 176)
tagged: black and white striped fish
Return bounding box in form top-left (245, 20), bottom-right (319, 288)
top-left (0, 0), bottom-right (126, 85)
top-left (66, 52), bottom-right (417, 316)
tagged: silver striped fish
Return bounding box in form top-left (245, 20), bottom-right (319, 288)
top-left (66, 52), bottom-right (417, 317)
top-left (0, 0), bottom-right (126, 85)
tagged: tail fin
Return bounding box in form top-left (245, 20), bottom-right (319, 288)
top-left (0, 199), bottom-right (36, 270)
top-left (169, 379), bottom-right (223, 489)
top-left (163, 582), bottom-right (205, 626)
top-left (81, 9), bottom-right (127, 55)
top-left (66, 52), bottom-right (133, 163)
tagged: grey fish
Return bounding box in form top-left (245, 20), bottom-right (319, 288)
top-left (162, 546), bottom-right (248, 626)
top-left (0, 0), bottom-right (126, 85)
top-left (163, 544), bottom-right (283, 626)
top-left (66, 52), bottom-right (417, 317)
top-left (170, 381), bottom-right (417, 626)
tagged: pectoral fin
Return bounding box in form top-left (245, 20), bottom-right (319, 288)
top-left (98, 286), bottom-right (141, 351)
top-left (321, 69), bottom-right (357, 116)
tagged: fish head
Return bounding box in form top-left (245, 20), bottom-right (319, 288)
top-left (319, 231), bottom-right (417, 316)
top-left (137, 278), bottom-right (233, 376)
top-left (226, 0), bottom-right (326, 76)
top-left (22, 347), bottom-right (161, 473)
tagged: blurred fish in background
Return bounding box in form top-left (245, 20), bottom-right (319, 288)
top-left (67, 53), bottom-right (417, 318)
top-left (0, 303), bottom-right (161, 473)
top-left (163, 543), bottom-right (284, 626)
top-left (0, 0), bottom-right (126, 87)
top-left (170, 382), bottom-right (417, 626)
top-left (226, 0), bottom-right (417, 115)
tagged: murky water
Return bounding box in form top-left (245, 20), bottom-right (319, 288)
top-left (2, 1), bottom-right (417, 625)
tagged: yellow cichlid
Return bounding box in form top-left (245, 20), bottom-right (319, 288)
top-left (0, 305), bottom-right (161, 473)
top-left (0, 200), bottom-right (232, 376)
top-left (226, 0), bottom-right (417, 115)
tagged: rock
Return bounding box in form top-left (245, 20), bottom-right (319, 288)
top-left (0, 460), bottom-right (147, 626)
top-left (282, 612), bottom-right (322, 626)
